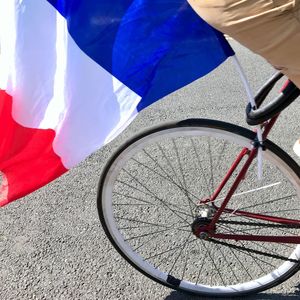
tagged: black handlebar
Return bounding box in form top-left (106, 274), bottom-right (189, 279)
top-left (246, 73), bottom-right (300, 126)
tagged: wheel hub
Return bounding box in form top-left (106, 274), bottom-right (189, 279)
top-left (191, 206), bottom-right (216, 239)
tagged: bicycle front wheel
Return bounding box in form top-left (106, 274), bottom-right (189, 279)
top-left (98, 119), bottom-right (300, 297)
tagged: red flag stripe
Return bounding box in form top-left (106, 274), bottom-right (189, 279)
top-left (0, 90), bottom-right (68, 206)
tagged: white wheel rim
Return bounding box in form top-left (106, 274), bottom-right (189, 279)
top-left (101, 126), bottom-right (300, 295)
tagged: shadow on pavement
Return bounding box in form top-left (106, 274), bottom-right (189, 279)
top-left (164, 283), bottom-right (300, 300)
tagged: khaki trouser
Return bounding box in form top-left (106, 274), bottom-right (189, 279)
top-left (188, 0), bottom-right (300, 88)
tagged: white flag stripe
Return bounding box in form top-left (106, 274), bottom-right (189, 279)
top-left (0, 0), bottom-right (141, 168)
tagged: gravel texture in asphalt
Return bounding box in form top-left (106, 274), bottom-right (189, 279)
top-left (1, 41), bottom-right (300, 300)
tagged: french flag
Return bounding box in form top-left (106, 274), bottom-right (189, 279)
top-left (0, 0), bottom-right (233, 206)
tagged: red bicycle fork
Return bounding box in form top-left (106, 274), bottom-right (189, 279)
top-left (196, 116), bottom-right (300, 244)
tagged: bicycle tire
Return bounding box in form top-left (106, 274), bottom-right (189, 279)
top-left (97, 119), bottom-right (300, 297)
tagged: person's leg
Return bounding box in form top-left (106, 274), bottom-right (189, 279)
top-left (187, 0), bottom-right (300, 88)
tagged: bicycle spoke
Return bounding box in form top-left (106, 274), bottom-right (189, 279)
top-left (224, 241), bottom-right (254, 280)
top-left (181, 239), bottom-right (191, 280)
top-left (169, 232), bottom-right (193, 274)
top-left (131, 155), bottom-right (198, 210)
top-left (198, 239), bottom-right (226, 286)
top-left (142, 148), bottom-right (201, 203)
top-left (217, 223), bottom-right (293, 267)
top-left (124, 226), bottom-right (190, 242)
top-left (119, 222), bottom-right (190, 231)
top-left (144, 235), bottom-right (196, 261)
top-left (259, 208), bottom-right (300, 214)
top-left (216, 224), bottom-right (274, 271)
top-left (133, 231), bottom-right (164, 252)
top-left (210, 238), bottom-right (298, 264)
top-left (219, 223), bottom-right (295, 256)
top-left (191, 138), bottom-right (211, 196)
top-left (116, 216), bottom-right (189, 229)
top-left (195, 242), bottom-right (208, 285)
top-left (113, 190), bottom-right (191, 216)
top-left (156, 238), bottom-right (195, 269)
top-left (120, 169), bottom-right (192, 225)
top-left (215, 140), bottom-right (229, 172)
top-left (172, 138), bottom-right (195, 217)
top-left (219, 221), bottom-right (299, 239)
top-left (236, 193), bottom-right (296, 211)
top-left (214, 242), bottom-right (239, 282)
top-left (207, 138), bottom-right (215, 193)
top-left (156, 143), bottom-right (187, 193)
top-left (213, 182), bottom-right (282, 205)
top-left (113, 191), bottom-right (156, 205)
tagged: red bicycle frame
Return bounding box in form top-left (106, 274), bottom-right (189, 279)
top-left (198, 113), bottom-right (300, 244)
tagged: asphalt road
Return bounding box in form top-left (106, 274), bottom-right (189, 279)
top-left (1, 41), bottom-right (300, 300)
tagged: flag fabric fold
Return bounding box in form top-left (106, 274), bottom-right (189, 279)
top-left (0, 0), bottom-right (234, 206)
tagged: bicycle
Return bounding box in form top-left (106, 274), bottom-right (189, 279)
top-left (97, 70), bottom-right (300, 297)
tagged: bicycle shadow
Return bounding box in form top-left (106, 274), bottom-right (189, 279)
top-left (164, 283), bottom-right (300, 300)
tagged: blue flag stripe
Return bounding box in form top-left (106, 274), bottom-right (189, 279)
top-left (47, 0), bottom-right (234, 111)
